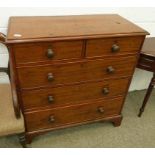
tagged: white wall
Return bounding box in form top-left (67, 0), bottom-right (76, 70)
top-left (0, 7), bottom-right (155, 91)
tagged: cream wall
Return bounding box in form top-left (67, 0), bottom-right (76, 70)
top-left (0, 7), bottom-right (155, 91)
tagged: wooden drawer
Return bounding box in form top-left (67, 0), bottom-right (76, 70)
top-left (25, 96), bottom-right (124, 132)
top-left (21, 78), bottom-right (129, 111)
top-left (13, 40), bottom-right (83, 65)
top-left (137, 53), bottom-right (155, 72)
top-left (17, 56), bottom-right (136, 89)
top-left (86, 36), bottom-right (144, 57)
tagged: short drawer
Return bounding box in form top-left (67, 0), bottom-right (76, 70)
top-left (25, 96), bottom-right (124, 132)
top-left (13, 40), bottom-right (83, 65)
top-left (17, 56), bottom-right (136, 89)
top-left (86, 36), bottom-right (144, 57)
top-left (137, 53), bottom-right (155, 72)
top-left (21, 78), bottom-right (129, 110)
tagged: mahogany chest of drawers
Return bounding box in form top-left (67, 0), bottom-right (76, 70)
top-left (3, 14), bottom-right (148, 143)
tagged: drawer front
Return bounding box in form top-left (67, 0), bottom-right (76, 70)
top-left (22, 78), bottom-right (129, 110)
top-left (13, 40), bottom-right (83, 65)
top-left (25, 96), bottom-right (124, 132)
top-left (137, 54), bottom-right (155, 72)
top-left (86, 36), bottom-right (144, 57)
top-left (18, 56), bottom-right (136, 89)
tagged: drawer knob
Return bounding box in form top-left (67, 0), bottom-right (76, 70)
top-left (102, 87), bottom-right (109, 95)
top-left (47, 73), bottom-right (54, 81)
top-left (48, 96), bottom-right (54, 103)
top-left (98, 107), bottom-right (104, 113)
top-left (47, 49), bottom-right (54, 58)
top-left (111, 44), bottom-right (120, 52)
top-left (49, 116), bottom-right (55, 123)
top-left (107, 66), bottom-right (115, 74)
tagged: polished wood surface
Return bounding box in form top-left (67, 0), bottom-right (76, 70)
top-left (137, 37), bottom-right (155, 117)
top-left (21, 78), bottom-right (129, 111)
top-left (25, 96), bottom-right (124, 132)
top-left (86, 36), bottom-right (144, 57)
top-left (17, 56), bottom-right (136, 89)
top-left (7, 14), bottom-right (148, 43)
top-left (141, 37), bottom-right (155, 57)
top-left (13, 41), bottom-right (83, 65)
top-left (137, 54), bottom-right (155, 72)
top-left (4, 15), bottom-right (148, 143)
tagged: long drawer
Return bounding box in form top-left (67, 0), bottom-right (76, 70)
top-left (17, 56), bottom-right (137, 89)
top-left (86, 36), bottom-right (144, 57)
top-left (21, 77), bottom-right (129, 111)
top-left (25, 96), bottom-right (124, 132)
top-left (13, 40), bottom-right (83, 65)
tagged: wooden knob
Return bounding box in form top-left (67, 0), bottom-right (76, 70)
top-left (47, 73), bottom-right (54, 81)
top-left (98, 107), bottom-right (104, 113)
top-left (49, 116), bottom-right (55, 123)
top-left (48, 96), bottom-right (54, 103)
top-left (102, 87), bottom-right (109, 95)
top-left (107, 66), bottom-right (115, 74)
top-left (47, 49), bottom-right (54, 58)
top-left (111, 44), bottom-right (120, 52)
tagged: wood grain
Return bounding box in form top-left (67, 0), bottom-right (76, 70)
top-left (5, 15), bottom-right (148, 143)
top-left (141, 37), bottom-right (155, 57)
top-left (25, 96), bottom-right (124, 132)
top-left (21, 77), bottom-right (130, 111)
top-left (7, 15), bottom-right (148, 43)
top-left (13, 40), bottom-right (83, 65)
top-left (17, 56), bottom-right (137, 89)
top-left (86, 36), bottom-right (144, 57)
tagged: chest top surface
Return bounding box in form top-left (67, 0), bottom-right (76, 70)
top-left (6, 14), bottom-right (148, 43)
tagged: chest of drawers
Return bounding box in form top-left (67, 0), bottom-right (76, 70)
top-left (3, 14), bottom-right (148, 143)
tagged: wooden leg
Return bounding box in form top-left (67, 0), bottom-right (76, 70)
top-left (100, 115), bottom-right (123, 127)
top-left (112, 115), bottom-right (123, 127)
top-left (7, 61), bottom-right (10, 79)
top-left (138, 73), bottom-right (155, 117)
top-left (18, 133), bottom-right (27, 148)
top-left (25, 133), bottom-right (36, 144)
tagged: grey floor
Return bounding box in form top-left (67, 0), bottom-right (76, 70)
top-left (0, 89), bottom-right (155, 148)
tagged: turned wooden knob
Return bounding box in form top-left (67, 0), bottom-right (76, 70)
top-left (111, 44), bottom-right (120, 53)
top-left (49, 116), bottom-right (55, 123)
top-left (47, 73), bottom-right (54, 81)
top-left (102, 87), bottom-right (109, 95)
top-left (48, 96), bottom-right (54, 103)
top-left (98, 107), bottom-right (104, 113)
top-left (47, 49), bottom-right (54, 59)
top-left (107, 66), bottom-right (115, 74)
